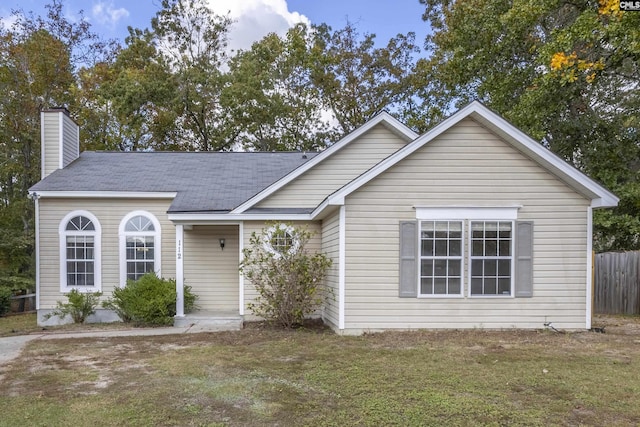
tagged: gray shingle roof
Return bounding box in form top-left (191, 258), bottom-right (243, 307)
top-left (30, 151), bottom-right (317, 213)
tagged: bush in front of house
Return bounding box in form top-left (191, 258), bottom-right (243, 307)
top-left (43, 288), bottom-right (103, 323)
top-left (103, 273), bottom-right (197, 326)
top-left (0, 287), bottom-right (12, 317)
top-left (240, 223), bottom-right (332, 329)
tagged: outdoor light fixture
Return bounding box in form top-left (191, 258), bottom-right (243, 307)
top-left (219, 238), bottom-right (225, 250)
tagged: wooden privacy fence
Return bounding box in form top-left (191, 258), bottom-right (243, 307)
top-left (594, 251), bottom-right (640, 315)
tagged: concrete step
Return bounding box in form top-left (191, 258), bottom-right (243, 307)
top-left (174, 311), bottom-right (243, 332)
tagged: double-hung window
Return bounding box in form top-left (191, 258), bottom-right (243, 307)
top-left (402, 207), bottom-right (526, 299)
top-left (419, 221), bottom-right (463, 296)
top-left (119, 211), bottom-right (161, 285)
top-left (470, 221), bottom-right (513, 296)
top-left (59, 211), bottom-right (101, 292)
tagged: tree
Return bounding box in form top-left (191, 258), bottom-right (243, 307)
top-left (419, 0), bottom-right (640, 251)
top-left (0, 0), bottom-right (115, 290)
top-left (309, 22), bottom-right (420, 135)
top-left (150, 0), bottom-right (235, 151)
top-left (225, 24), bottom-right (339, 151)
top-left (75, 29), bottom-right (180, 152)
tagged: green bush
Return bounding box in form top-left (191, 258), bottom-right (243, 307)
top-left (44, 289), bottom-right (102, 323)
top-left (241, 223), bottom-right (332, 328)
top-left (0, 287), bottom-right (12, 317)
top-left (103, 273), bottom-right (197, 326)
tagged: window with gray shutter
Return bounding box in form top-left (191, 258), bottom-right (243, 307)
top-left (515, 221), bottom-right (533, 298)
top-left (399, 221), bottom-right (418, 298)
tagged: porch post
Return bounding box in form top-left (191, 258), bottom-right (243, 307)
top-left (176, 224), bottom-right (184, 317)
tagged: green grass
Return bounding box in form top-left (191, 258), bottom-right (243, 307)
top-left (1, 319), bottom-right (640, 426)
top-left (0, 313), bottom-right (38, 336)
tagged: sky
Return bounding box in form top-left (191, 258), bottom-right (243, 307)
top-left (0, 0), bottom-right (431, 52)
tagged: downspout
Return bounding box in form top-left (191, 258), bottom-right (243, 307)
top-left (586, 206), bottom-right (593, 329)
top-left (31, 192), bottom-right (40, 310)
top-left (339, 205), bottom-right (346, 330)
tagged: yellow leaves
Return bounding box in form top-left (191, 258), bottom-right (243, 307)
top-left (598, 0), bottom-right (622, 17)
top-left (549, 51), bottom-right (604, 84)
top-left (550, 52), bottom-right (576, 71)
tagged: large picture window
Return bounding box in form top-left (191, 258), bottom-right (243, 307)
top-left (419, 221), bottom-right (463, 296)
top-left (119, 211), bottom-right (161, 285)
top-left (470, 221), bottom-right (513, 296)
top-left (59, 211), bottom-right (101, 291)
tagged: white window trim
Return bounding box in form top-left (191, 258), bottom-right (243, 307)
top-left (58, 210), bottom-right (102, 292)
top-left (416, 206), bottom-right (520, 220)
top-left (468, 220), bottom-right (515, 298)
top-left (418, 220), bottom-right (464, 298)
top-left (119, 211), bottom-right (162, 287)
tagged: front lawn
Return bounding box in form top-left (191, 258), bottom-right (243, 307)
top-left (1, 317), bottom-right (639, 426)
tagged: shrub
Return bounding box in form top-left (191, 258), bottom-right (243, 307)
top-left (240, 223), bottom-right (332, 328)
top-left (44, 289), bottom-right (102, 323)
top-left (103, 273), bottom-right (197, 326)
top-left (0, 287), bottom-right (12, 317)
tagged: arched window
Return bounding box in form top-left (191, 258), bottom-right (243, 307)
top-left (119, 211), bottom-right (161, 285)
top-left (59, 211), bottom-right (101, 291)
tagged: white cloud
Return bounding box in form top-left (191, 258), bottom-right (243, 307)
top-left (206, 0), bottom-right (310, 52)
top-left (0, 13), bottom-right (18, 31)
top-left (92, 1), bottom-right (130, 28)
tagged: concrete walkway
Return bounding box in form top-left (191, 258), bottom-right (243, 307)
top-left (0, 326), bottom-right (195, 366)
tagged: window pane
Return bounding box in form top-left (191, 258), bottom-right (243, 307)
top-left (471, 259), bottom-right (483, 276)
top-left (498, 278), bottom-right (511, 294)
top-left (484, 260), bottom-right (497, 276)
top-left (434, 260), bottom-right (447, 276)
top-left (420, 277), bottom-right (433, 294)
top-left (449, 240), bottom-right (461, 256)
top-left (472, 240), bottom-right (484, 257)
top-left (499, 240), bottom-right (511, 256)
top-left (421, 259), bottom-right (433, 276)
top-left (434, 240), bottom-right (447, 256)
top-left (449, 221), bottom-right (462, 238)
top-left (471, 222), bottom-right (484, 238)
top-left (471, 278), bottom-right (483, 295)
top-left (499, 222), bottom-right (512, 237)
top-left (448, 260), bottom-right (461, 276)
top-left (485, 240), bottom-right (498, 256)
top-left (448, 278), bottom-right (461, 294)
top-left (498, 260), bottom-right (511, 276)
top-left (484, 278), bottom-right (497, 294)
top-left (434, 278), bottom-right (447, 294)
top-left (144, 262), bottom-right (154, 274)
top-left (421, 221), bottom-right (434, 238)
top-left (484, 222), bottom-right (498, 238)
top-left (421, 239), bottom-right (433, 256)
top-left (434, 222), bottom-right (448, 239)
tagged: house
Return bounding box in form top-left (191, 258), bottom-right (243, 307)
top-left (29, 102), bottom-right (618, 334)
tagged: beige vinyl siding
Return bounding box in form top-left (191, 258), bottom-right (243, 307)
top-left (256, 125), bottom-right (408, 209)
top-left (320, 209), bottom-right (340, 328)
top-left (343, 117), bottom-right (591, 331)
top-left (38, 198), bottom-right (176, 308)
top-left (183, 225), bottom-right (239, 312)
top-left (242, 221), bottom-right (322, 319)
top-left (42, 112), bottom-right (61, 178)
top-left (61, 114), bottom-right (78, 167)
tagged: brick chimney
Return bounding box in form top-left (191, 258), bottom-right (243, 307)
top-left (40, 107), bottom-right (79, 179)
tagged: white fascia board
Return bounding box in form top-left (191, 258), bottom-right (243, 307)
top-left (231, 112), bottom-right (418, 214)
top-left (326, 101), bottom-right (619, 208)
top-left (30, 191), bottom-right (178, 199)
top-left (168, 213), bottom-right (313, 223)
top-left (467, 105), bottom-right (619, 208)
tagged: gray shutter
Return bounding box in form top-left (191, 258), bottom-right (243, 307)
top-left (399, 221), bottom-right (418, 298)
top-left (515, 221), bottom-right (533, 298)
